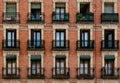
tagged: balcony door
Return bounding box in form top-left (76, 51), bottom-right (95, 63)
top-left (55, 58), bottom-right (66, 75)
top-left (104, 30), bottom-right (114, 48)
top-left (55, 30), bottom-right (66, 47)
top-left (104, 59), bottom-right (114, 75)
top-left (6, 30), bottom-right (16, 47)
top-left (55, 3), bottom-right (65, 20)
top-left (80, 30), bottom-right (90, 47)
top-left (104, 3), bottom-right (114, 13)
top-left (31, 3), bottom-right (41, 20)
top-left (6, 59), bottom-right (16, 75)
top-left (80, 59), bottom-right (90, 75)
top-left (31, 60), bottom-right (41, 75)
top-left (31, 30), bottom-right (41, 47)
top-left (6, 3), bottom-right (17, 20)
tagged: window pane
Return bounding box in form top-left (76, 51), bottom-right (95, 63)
top-left (104, 3), bottom-right (114, 13)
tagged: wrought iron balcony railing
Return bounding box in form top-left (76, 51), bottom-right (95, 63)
top-left (101, 67), bottom-right (119, 79)
top-left (2, 40), bottom-right (20, 51)
top-left (77, 40), bottom-right (94, 51)
top-left (3, 12), bottom-right (20, 23)
top-left (101, 13), bottom-right (119, 23)
top-left (28, 67), bottom-right (45, 79)
top-left (77, 67), bottom-right (94, 79)
top-left (2, 67), bottom-right (20, 79)
top-left (52, 12), bottom-right (69, 23)
top-left (52, 67), bottom-right (70, 79)
top-left (52, 40), bottom-right (69, 51)
top-left (101, 40), bottom-right (119, 51)
top-left (77, 13), bottom-right (94, 23)
top-left (27, 13), bottom-right (44, 23)
top-left (27, 40), bottom-right (44, 51)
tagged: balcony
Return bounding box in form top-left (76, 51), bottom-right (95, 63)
top-left (52, 40), bottom-right (69, 51)
top-left (77, 68), bottom-right (94, 79)
top-left (52, 12), bottom-right (69, 23)
top-left (52, 67), bottom-right (70, 79)
top-left (2, 40), bottom-right (20, 51)
top-left (2, 12), bottom-right (20, 23)
top-left (101, 13), bottom-right (118, 23)
top-left (27, 13), bottom-right (44, 23)
top-left (101, 67), bottom-right (119, 79)
top-left (28, 67), bottom-right (45, 79)
top-left (2, 67), bottom-right (20, 79)
top-left (77, 40), bottom-right (94, 51)
top-left (28, 40), bottom-right (44, 51)
top-left (77, 13), bottom-right (94, 23)
top-left (101, 40), bottom-right (119, 51)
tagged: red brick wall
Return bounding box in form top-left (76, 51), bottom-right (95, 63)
top-left (0, 0), bottom-right (119, 81)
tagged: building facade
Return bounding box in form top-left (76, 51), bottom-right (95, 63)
top-left (0, 0), bottom-right (119, 83)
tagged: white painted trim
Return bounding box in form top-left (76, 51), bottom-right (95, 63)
top-left (53, 80), bottom-right (69, 83)
top-left (3, 51), bottom-right (19, 67)
top-left (3, 24), bottom-right (19, 39)
top-left (77, 51), bottom-right (93, 68)
top-left (28, 24), bottom-right (44, 40)
top-left (53, 24), bottom-right (68, 40)
top-left (77, 79), bottom-right (94, 83)
top-left (28, 51), bottom-right (44, 67)
top-left (53, 51), bottom-right (69, 67)
top-left (102, 25), bottom-right (117, 40)
top-left (102, 52), bottom-right (118, 68)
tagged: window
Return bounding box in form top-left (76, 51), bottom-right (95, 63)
top-left (31, 3), bottom-right (41, 20)
top-left (104, 30), bottom-right (114, 48)
top-left (55, 3), bottom-right (66, 20)
top-left (6, 30), bottom-right (16, 47)
top-left (80, 30), bottom-right (90, 47)
top-left (104, 3), bottom-right (114, 13)
top-left (55, 57), bottom-right (66, 75)
top-left (80, 56), bottom-right (90, 75)
top-left (80, 3), bottom-right (90, 13)
top-left (6, 3), bottom-right (17, 20)
top-left (55, 30), bottom-right (66, 47)
top-left (104, 56), bottom-right (114, 75)
top-left (31, 29), bottom-right (41, 47)
top-left (6, 55), bottom-right (17, 75)
top-left (31, 55), bottom-right (41, 75)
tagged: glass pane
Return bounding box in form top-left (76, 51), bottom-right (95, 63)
top-left (56, 8), bottom-right (60, 20)
top-left (104, 3), bottom-right (114, 13)
top-left (31, 3), bottom-right (41, 9)
top-left (6, 3), bottom-right (16, 12)
top-left (61, 9), bottom-right (65, 19)
top-left (32, 63), bottom-right (36, 74)
top-left (84, 63), bottom-right (88, 74)
top-left (61, 61), bottom-right (65, 74)
top-left (56, 32), bottom-right (60, 46)
top-left (80, 63), bottom-right (84, 74)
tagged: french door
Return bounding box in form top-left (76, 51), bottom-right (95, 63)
top-left (80, 30), bottom-right (90, 47)
top-left (55, 30), bottom-right (66, 47)
top-left (6, 59), bottom-right (16, 75)
top-left (104, 60), bottom-right (114, 75)
top-left (31, 30), bottom-right (41, 47)
top-left (31, 60), bottom-right (41, 75)
top-left (80, 59), bottom-right (90, 75)
top-left (55, 3), bottom-right (65, 20)
top-left (6, 30), bottom-right (16, 47)
top-left (55, 58), bottom-right (66, 75)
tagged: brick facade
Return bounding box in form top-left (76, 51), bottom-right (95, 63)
top-left (0, 0), bottom-right (119, 83)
